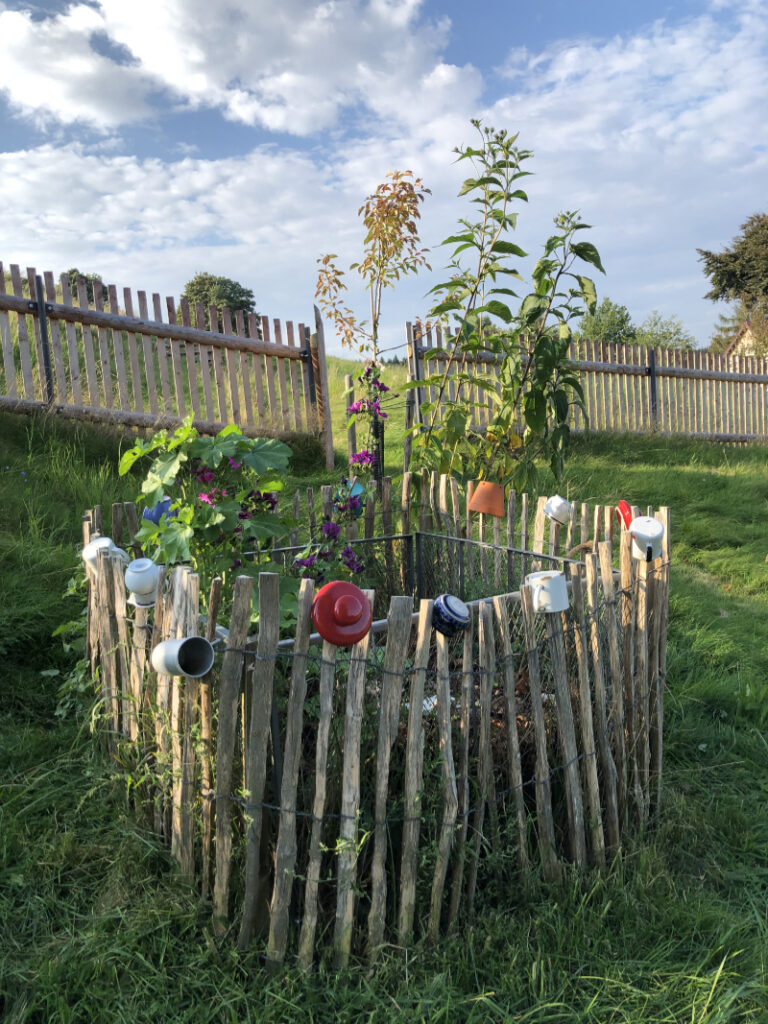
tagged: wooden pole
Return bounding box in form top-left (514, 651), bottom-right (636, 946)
top-left (427, 631), bottom-right (459, 945)
top-left (399, 600), bottom-right (433, 941)
top-left (239, 573), bottom-right (281, 950)
top-left (333, 590), bottom-right (375, 968)
top-left (367, 595), bottom-right (414, 956)
top-left (298, 638), bottom-right (338, 970)
top-left (267, 579), bottom-right (316, 967)
top-left (566, 565), bottom-right (606, 865)
top-left (212, 575), bottom-right (255, 935)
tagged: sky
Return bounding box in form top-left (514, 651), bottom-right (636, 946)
top-left (0, 0), bottom-right (766, 356)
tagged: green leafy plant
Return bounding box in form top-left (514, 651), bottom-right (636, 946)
top-left (411, 121), bottom-right (604, 492)
top-left (118, 417), bottom-right (292, 587)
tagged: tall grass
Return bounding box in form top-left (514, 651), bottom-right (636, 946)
top-left (1, 401), bottom-right (768, 1022)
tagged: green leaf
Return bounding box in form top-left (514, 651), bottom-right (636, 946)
top-left (575, 275), bottom-right (598, 312)
top-left (474, 300), bottom-right (513, 324)
top-left (570, 242), bottom-right (606, 274)
top-left (491, 240), bottom-right (528, 257)
top-left (430, 298), bottom-right (464, 317)
top-left (524, 391), bottom-right (547, 432)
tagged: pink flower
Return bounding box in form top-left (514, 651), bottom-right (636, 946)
top-left (198, 492), bottom-right (215, 505)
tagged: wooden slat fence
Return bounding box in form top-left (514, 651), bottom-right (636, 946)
top-left (407, 323), bottom-right (768, 444)
top-left (0, 262), bottom-right (334, 467)
top-left (82, 472), bottom-right (670, 966)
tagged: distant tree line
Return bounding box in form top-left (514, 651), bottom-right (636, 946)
top-left (576, 298), bottom-right (695, 350)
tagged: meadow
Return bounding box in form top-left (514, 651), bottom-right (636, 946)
top-left (1, 357), bottom-right (767, 1023)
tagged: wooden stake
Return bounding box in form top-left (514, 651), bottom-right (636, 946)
top-left (566, 565), bottom-right (606, 866)
top-left (427, 631), bottom-right (459, 945)
top-left (239, 573), bottom-right (280, 951)
top-left (368, 595), bottom-right (414, 956)
top-left (267, 578), bottom-right (316, 966)
top-left (597, 542), bottom-right (627, 827)
top-left (200, 576), bottom-right (222, 900)
top-left (520, 588), bottom-right (560, 882)
top-left (492, 595), bottom-right (530, 872)
top-left (298, 639), bottom-right (338, 970)
top-left (544, 609), bottom-right (587, 866)
top-left (399, 600), bottom-right (433, 941)
top-left (334, 590), bottom-right (375, 968)
top-left (212, 575), bottom-right (254, 935)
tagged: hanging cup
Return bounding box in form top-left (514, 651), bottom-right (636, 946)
top-left (151, 636), bottom-right (215, 678)
top-left (124, 558), bottom-right (160, 601)
top-left (524, 570), bottom-right (570, 613)
top-left (544, 494), bottom-right (572, 526)
top-left (82, 536), bottom-right (130, 571)
top-left (629, 516), bottom-right (664, 562)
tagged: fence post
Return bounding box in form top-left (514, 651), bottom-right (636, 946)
top-left (647, 348), bottom-right (658, 431)
top-left (311, 305), bottom-right (335, 471)
top-left (302, 325), bottom-right (316, 411)
top-left (33, 274), bottom-right (54, 405)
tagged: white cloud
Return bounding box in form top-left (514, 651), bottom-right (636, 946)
top-left (0, 4), bottom-right (154, 128)
top-left (0, 0), bottom-right (473, 136)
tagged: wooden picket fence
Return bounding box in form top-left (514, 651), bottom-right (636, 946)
top-left (0, 262), bottom-right (334, 467)
top-left (82, 473), bottom-right (670, 966)
top-left (407, 324), bottom-right (768, 443)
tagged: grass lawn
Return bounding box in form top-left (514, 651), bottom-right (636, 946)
top-left (1, 363), bottom-right (767, 1023)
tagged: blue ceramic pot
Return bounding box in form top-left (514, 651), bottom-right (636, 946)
top-left (142, 495), bottom-right (177, 525)
top-left (433, 594), bottom-right (470, 636)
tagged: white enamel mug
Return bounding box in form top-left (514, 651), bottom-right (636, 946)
top-left (524, 570), bottom-right (570, 613)
top-left (544, 494), bottom-right (572, 526)
top-left (629, 516), bottom-right (664, 562)
top-left (82, 536), bottom-right (130, 571)
top-left (124, 558), bottom-right (160, 598)
top-left (151, 636), bottom-right (215, 678)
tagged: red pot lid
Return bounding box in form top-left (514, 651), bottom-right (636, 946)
top-left (615, 500), bottom-right (632, 529)
top-left (311, 581), bottom-right (373, 647)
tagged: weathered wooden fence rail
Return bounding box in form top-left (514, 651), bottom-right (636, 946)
top-left (407, 324), bottom-right (768, 443)
top-left (82, 473), bottom-right (670, 966)
top-left (0, 262), bottom-right (334, 466)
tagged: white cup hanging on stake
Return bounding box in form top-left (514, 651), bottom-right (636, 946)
top-left (151, 636), bottom-right (215, 678)
top-left (124, 558), bottom-right (160, 607)
top-left (524, 570), bottom-right (570, 613)
top-left (544, 494), bottom-right (572, 526)
top-left (82, 536), bottom-right (130, 572)
top-left (629, 515), bottom-right (664, 562)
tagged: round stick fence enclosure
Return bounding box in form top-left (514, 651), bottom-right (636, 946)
top-left (82, 474), bottom-right (671, 966)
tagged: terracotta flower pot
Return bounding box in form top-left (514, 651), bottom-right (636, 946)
top-left (467, 480), bottom-right (505, 518)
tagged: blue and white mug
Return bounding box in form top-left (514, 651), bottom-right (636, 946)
top-left (433, 594), bottom-right (470, 636)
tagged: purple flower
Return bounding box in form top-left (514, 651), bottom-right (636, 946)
top-left (347, 401), bottom-right (363, 415)
top-left (198, 492), bottom-right (216, 506)
top-left (350, 449), bottom-right (376, 467)
top-left (228, 457), bottom-right (242, 469)
top-left (294, 554), bottom-right (318, 569)
top-left (340, 545), bottom-right (364, 574)
top-left (231, 559), bottom-right (243, 570)
top-left (372, 380), bottom-right (390, 392)
top-left (195, 468), bottom-right (215, 484)
top-left (322, 520), bottom-right (341, 540)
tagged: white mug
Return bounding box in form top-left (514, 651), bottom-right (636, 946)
top-left (151, 636), bottom-right (215, 678)
top-left (629, 516), bottom-right (664, 562)
top-left (82, 536), bottom-right (130, 571)
top-left (544, 494), bottom-right (572, 526)
top-left (524, 570), bottom-right (570, 613)
top-left (124, 558), bottom-right (160, 598)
